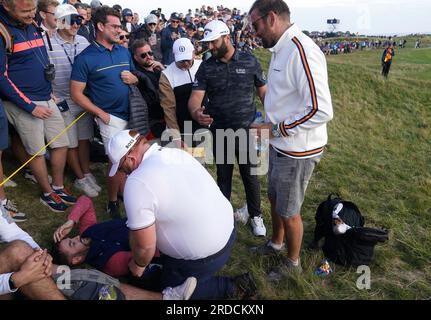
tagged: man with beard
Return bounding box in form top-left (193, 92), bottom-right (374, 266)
top-left (248, 0), bottom-right (333, 276)
top-left (188, 20), bottom-right (268, 237)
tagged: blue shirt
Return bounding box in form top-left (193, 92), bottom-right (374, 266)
top-left (71, 41), bottom-right (135, 121)
top-left (0, 5), bottom-right (52, 113)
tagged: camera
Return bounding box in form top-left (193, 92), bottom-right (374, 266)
top-left (44, 63), bottom-right (56, 82)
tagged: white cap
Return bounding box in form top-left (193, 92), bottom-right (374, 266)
top-left (173, 38), bottom-right (194, 62)
top-left (198, 27), bottom-right (204, 32)
top-left (201, 15), bottom-right (207, 20)
top-left (55, 4), bottom-right (79, 20)
top-left (145, 14), bottom-right (158, 25)
top-left (200, 20), bottom-right (230, 42)
top-left (107, 130), bottom-right (140, 177)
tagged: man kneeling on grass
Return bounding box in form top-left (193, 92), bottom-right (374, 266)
top-left (52, 195), bottom-right (160, 277)
top-left (51, 195), bottom-right (196, 299)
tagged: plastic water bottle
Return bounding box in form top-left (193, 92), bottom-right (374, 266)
top-left (254, 111), bottom-right (264, 124)
top-left (253, 112), bottom-right (267, 152)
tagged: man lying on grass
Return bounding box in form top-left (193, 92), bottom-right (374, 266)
top-left (52, 195), bottom-right (160, 279)
top-left (1, 205), bottom-right (195, 300)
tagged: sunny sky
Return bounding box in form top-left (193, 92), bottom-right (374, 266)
top-left (83, 0), bottom-right (431, 35)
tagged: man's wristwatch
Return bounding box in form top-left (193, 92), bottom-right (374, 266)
top-left (9, 273), bottom-right (17, 291)
top-left (272, 123), bottom-right (282, 138)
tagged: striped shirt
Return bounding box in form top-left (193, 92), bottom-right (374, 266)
top-left (48, 32), bottom-right (89, 112)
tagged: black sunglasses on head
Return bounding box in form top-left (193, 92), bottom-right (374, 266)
top-left (140, 51), bottom-right (154, 58)
top-left (119, 34), bottom-right (130, 40)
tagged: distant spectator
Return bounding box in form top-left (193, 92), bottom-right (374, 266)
top-left (161, 12), bottom-right (186, 65)
top-left (381, 43), bottom-right (395, 78)
top-left (130, 14), bottom-right (162, 62)
top-left (119, 28), bottom-right (130, 48)
top-left (133, 12), bottom-right (140, 27)
top-left (38, 0), bottom-right (60, 37)
top-left (121, 8), bottom-right (135, 33)
top-left (75, 2), bottom-right (96, 42)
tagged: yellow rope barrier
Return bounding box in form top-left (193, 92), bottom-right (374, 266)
top-left (0, 111), bottom-right (88, 188)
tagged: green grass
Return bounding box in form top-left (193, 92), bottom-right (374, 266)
top-left (2, 37), bottom-right (431, 299)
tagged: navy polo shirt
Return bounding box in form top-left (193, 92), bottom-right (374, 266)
top-left (71, 41), bottom-right (135, 121)
top-left (193, 50), bottom-right (266, 129)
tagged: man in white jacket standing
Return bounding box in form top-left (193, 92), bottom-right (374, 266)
top-left (249, 0), bottom-right (333, 274)
top-left (0, 206), bottom-right (65, 299)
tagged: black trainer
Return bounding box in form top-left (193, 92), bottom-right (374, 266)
top-left (233, 272), bottom-right (257, 299)
top-left (106, 201), bottom-right (121, 219)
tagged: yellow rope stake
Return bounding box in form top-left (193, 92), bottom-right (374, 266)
top-left (0, 111), bottom-right (88, 187)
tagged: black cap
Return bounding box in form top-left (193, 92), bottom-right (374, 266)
top-left (150, 10), bottom-right (161, 17)
top-left (170, 12), bottom-right (181, 21)
top-left (186, 23), bottom-right (196, 31)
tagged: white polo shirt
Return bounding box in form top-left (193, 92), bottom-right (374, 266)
top-left (265, 24), bottom-right (333, 159)
top-left (124, 144), bottom-right (234, 260)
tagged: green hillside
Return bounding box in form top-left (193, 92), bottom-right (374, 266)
top-left (2, 39), bottom-right (430, 299)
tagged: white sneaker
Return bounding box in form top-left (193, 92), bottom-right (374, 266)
top-left (85, 174), bottom-right (102, 192)
top-left (24, 170), bottom-right (52, 184)
top-left (250, 216), bottom-right (267, 237)
top-left (234, 204), bottom-right (249, 224)
top-left (2, 176), bottom-right (17, 188)
top-left (2, 199), bottom-right (27, 222)
top-left (74, 179), bottom-right (99, 198)
top-left (162, 277), bottom-right (197, 300)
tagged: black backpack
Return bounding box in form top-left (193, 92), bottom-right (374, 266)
top-left (313, 194), bottom-right (389, 267)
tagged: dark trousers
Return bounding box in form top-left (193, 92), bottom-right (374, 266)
top-left (212, 128), bottom-right (262, 218)
top-left (160, 228), bottom-right (237, 300)
top-left (382, 62), bottom-right (392, 78)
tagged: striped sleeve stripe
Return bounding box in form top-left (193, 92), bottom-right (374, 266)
top-left (278, 122), bottom-right (288, 137)
top-left (0, 22), bottom-right (12, 52)
top-left (284, 37), bottom-right (318, 131)
top-left (274, 146), bottom-right (324, 158)
top-left (3, 63), bottom-right (32, 105)
top-left (13, 38), bottom-right (45, 53)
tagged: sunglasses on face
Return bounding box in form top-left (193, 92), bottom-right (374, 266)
top-left (70, 15), bottom-right (83, 26)
top-left (171, 20), bottom-right (180, 24)
top-left (119, 34), bottom-right (130, 40)
top-left (148, 23), bottom-right (156, 26)
top-left (140, 51), bottom-right (154, 58)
